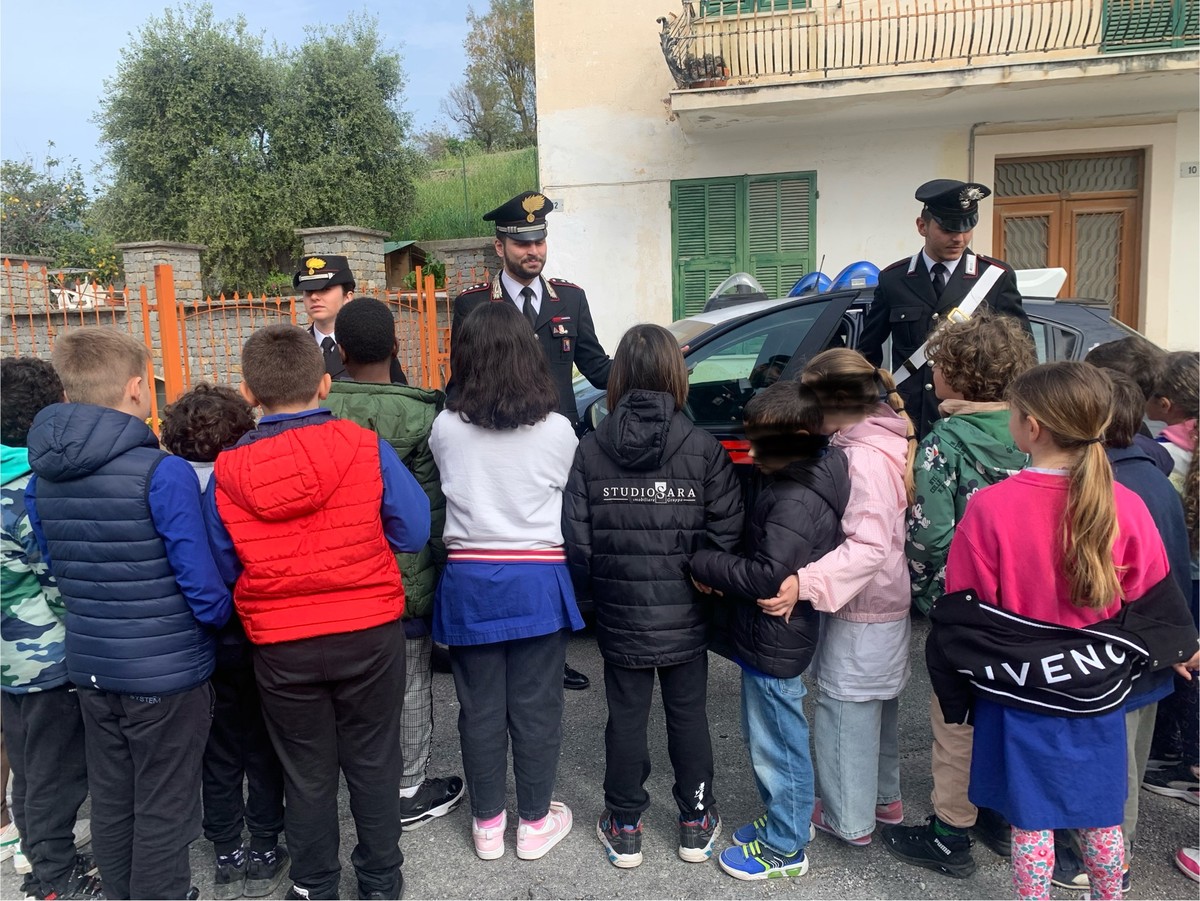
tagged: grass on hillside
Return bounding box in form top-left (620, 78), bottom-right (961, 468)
top-left (409, 147), bottom-right (538, 241)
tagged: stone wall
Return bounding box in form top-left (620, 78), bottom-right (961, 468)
top-left (295, 226), bottom-right (388, 293)
top-left (421, 236), bottom-right (501, 294)
top-left (118, 241), bottom-right (206, 307)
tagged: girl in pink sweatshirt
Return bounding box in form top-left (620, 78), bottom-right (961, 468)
top-left (760, 348), bottom-right (916, 847)
top-left (945, 361), bottom-right (1178, 899)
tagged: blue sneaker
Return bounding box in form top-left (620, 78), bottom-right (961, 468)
top-left (718, 840), bottom-right (808, 881)
top-left (733, 815), bottom-right (816, 847)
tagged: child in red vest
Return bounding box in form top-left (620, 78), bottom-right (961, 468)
top-left (203, 325), bottom-right (430, 901)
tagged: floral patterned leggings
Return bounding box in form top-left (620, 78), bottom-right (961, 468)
top-left (1012, 826), bottom-right (1123, 899)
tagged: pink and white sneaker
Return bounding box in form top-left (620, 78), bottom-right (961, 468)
top-left (472, 811), bottom-right (507, 860)
top-left (1176, 847), bottom-right (1200, 883)
top-left (875, 800), bottom-right (904, 825)
top-left (516, 801), bottom-right (573, 860)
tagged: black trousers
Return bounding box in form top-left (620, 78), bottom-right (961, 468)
top-left (449, 629), bottom-right (568, 821)
top-left (77, 683), bottom-right (212, 900)
top-left (253, 620), bottom-right (405, 900)
top-left (202, 664), bottom-right (285, 855)
top-left (603, 654), bottom-right (716, 822)
top-left (0, 686), bottom-right (89, 889)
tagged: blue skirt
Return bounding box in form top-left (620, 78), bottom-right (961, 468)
top-left (434, 560), bottom-right (583, 646)
top-left (968, 698), bottom-right (1127, 830)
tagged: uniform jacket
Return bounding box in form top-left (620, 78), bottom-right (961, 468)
top-left (213, 415), bottom-right (407, 644)
top-left (907, 401), bottom-right (1027, 615)
top-left (27, 404), bottom-right (218, 695)
top-left (927, 575), bottom-right (1197, 724)
top-left (452, 274), bottom-right (611, 425)
top-left (562, 390), bottom-right (743, 668)
top-left (1, 445), bottom-right (67, 693)
top-left (321, 381), bottom-right (446, 621)
top-left (691, 447), bottom-right (849, 679)
top-left (857, 248), bottom-right (1028, 439)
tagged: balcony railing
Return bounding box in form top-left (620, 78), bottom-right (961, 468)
top-left (657, 0), bottom-right (1198, 89)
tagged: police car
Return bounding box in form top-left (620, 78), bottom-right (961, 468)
top-left (574, 270), bottom-right (1147, 465)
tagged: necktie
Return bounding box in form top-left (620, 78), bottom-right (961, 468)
top-left (931, 262), bottom-right (948, 301)
top-left (521, 286), bottom-right (537, 331)
top-left (321, 335), bottom-right (338, 371)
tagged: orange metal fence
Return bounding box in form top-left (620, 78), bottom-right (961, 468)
top-left (2, 258), bottom-right (469, 420)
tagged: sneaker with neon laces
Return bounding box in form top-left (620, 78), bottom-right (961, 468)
top-left (1176, 847), bottom-right (1200, 883)
top-left (811, 799), bottom-right (871, 847)
top-left (596, 811), bottom-right (642, 868)
top-left (472, 811), bottom-right (507, 861)
top-left (398, 776), bottom-right (465, 832)
top-left (678, 810), bottom-right (720, 862)
top-left (875, 800), bottom-right (904, 825)
top-left (1141, 761), bottom-right (1200, 804)
top-left (733, 814), bottom-right (816, 846)
top-left (516, 802), bottom-right (572, 860)
top-left (718, 840), bottom-right (808, 880)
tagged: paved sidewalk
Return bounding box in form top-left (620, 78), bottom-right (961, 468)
top-left (3, 618), bottom-right (1196, 899)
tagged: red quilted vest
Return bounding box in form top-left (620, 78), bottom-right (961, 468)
top-left (214, 417), bottom-right (405, 644)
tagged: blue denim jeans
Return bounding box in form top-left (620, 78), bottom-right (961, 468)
top-left (813, 693), bottom-right (901, 840)
top-left (740, 671), bottom-right (814, 856)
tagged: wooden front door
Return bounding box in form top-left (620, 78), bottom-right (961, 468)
top-left (994, 152), bottom-right (1143, 327)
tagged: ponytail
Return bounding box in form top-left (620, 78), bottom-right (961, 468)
top-left (1008, 362), bottom-right (1121, 609)
top-left (875, 366), bottom-right (917, 505)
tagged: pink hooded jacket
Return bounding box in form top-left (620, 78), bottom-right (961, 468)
top-left (795, 404), bottom-right (911, 623)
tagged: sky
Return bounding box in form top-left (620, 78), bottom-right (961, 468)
top-left (0, 0), bottom-right (476, 181)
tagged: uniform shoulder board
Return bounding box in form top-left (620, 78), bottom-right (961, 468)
top-left (975, 254), bottom-right (1011, 269)
top-left (459, 282), bottom-right (488, 292)
top-left (548, 277), bottom-right (581, 289)
top-left (881, 258), bottom-right (909, 273)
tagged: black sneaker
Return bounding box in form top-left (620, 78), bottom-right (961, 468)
top-left (973, 806), bottom-right (1012, 858)
top-left (880, 816), bottom-right (976, 879)
top-left (358, 872), bottom-right (403, 901)
top-left (596, 811), bottom-right (643, 868)
top-left (398, 776), bottom-right (466, 831)
top-left (30, 853), bottom-right (104, 900)
top-left (244, 844), bottom-right (289, 898)
top-left (678, 809), bottom-right (721, 863)
top-left (1141, 761), bottom-right (1200, 803)
top-left (212, 844), bottom-right (247, 901)
top-left (1050, 840), bottom-right (1089, 891)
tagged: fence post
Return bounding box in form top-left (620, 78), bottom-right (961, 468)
top-left (424, 271), bottom-right (442, 389)
top-left (154, 264), bottom-right (185, 403)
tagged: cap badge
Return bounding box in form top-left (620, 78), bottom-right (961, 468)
top-left (959, 187), bottom-right (984, 209)
top-left (305, 257), bottom-right (327, 275)
top-left (521, 194), bottom-right (546, 223)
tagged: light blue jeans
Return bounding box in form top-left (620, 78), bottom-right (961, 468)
top-left (740, 671), bottom-right (814, 856)
top-left (813, 693), bottom-right (901, 840)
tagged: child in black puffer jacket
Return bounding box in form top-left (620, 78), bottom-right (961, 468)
top-left (563, 324), bottom-right (743, 871)
top-left (690, 379), bottom-right (850, 882)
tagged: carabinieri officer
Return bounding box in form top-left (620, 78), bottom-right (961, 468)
top-left (450, 191), bottom-right (612, 692)
top-left (857, 179), bottom-right (1029, 439)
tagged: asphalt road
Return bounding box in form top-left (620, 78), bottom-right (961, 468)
top-left (4, 618), bottom-right (1197, 900)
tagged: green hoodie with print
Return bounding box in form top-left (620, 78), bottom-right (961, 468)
top-left (906, 403), bottom-right (1028, 615)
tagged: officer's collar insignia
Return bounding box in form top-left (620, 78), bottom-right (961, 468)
top-left (959, 187), bottom-right (984, 209)
top-left (521, 194), bottom-right (547, 223)
top-left (305, 257), bottom-right (327, 275)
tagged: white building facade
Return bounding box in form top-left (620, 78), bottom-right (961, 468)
top-left (534, 0), bottom-right (1198, 351)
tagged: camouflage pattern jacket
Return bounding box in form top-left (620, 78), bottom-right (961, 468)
top-left (1, 445), bottom-right (67, 692)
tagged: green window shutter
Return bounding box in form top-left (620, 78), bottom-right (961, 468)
top-left (672, 179), bottom-right (741, 318)
top-left (700, 0), bottom-right (808, 16)
top-left (1102, 0), bottom-right (1196, 51)
top-left (671, 171), bottom-right (816, 317)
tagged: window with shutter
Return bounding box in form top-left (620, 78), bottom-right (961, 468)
top-left (1101, 0), bottom-right (1198, 51)
top-left (699, 0), bottom-right (809, 16)
top-left (671, 172), bottom-right (816, 318)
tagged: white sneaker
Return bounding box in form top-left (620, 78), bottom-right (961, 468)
top-left (516, 801), bottom-right (573, 860)
top-left (73, 818), bottom-right (91, 848)
top-left (0, 821), bottom-right (19, 862)
top-left (13, 845), bottom-right (30, 875)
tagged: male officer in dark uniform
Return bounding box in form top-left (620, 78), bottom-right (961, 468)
top-left (451, 191), bottom-right (610, 692)
top-left (294, 254), bottom-right (406, 384)
top-left (857, 180), bottom-right (1028, 439)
